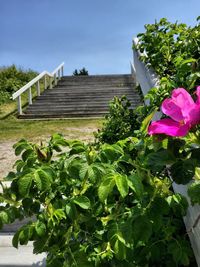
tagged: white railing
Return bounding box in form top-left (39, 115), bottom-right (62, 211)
top-left (132, 38), bottom-right (200, 266)
top-left (12, 62), bottom-right (64, 115)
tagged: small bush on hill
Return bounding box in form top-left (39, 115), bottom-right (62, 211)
top-left (0, 65), bottom-right (38, 104)
top-left (94, 96), bottom-right (140, 144)
top-left (73, 67), bottom-right (89, 76)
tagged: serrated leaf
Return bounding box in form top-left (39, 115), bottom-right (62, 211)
top-left (101, 144), bottom-right (124, 162)
top-left (34, 172), bottom-right (42, 190)
top-left (133, 216), bottom-right (152, 245)
top-left (128, 173), bottom-right (143, 198)
top-left (146, 149), bottom-right (175, 171)
top-left (73, 196), bottom-right (91, 209)
top-left (0, 211), bottom-right (9, 224)
top-left (14, 142), bottom-right (30, 156)
top-left (66, 203), bottom-right (78, 220)
top-left (98, 177), bottom-right (115, 202)
top-left (18, 175), bottom-right (32, 196)
top-left (35, 221), bottom-right (46, 237)
top-left (33, 237), bottom-right (48, 254)
top-left (12, 230), bottom-right (20, 248)
top-left (22, 149), bottom-right (33, 162)
top-left (188, 181), bottom-right (200, 205)
top-left (114, 174), bottom-right (128, 198)
top-left (35, 169), bottom-right (52, 191)
top-left (140, 108), bottom-right (157, 134)
top-left (170, 159), bottom-right (195, 184)
top-left (113, 238), bottom-right (126, 260)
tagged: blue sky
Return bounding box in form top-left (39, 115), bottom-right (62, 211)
top-left (0, 0), bottom-right (199, 75)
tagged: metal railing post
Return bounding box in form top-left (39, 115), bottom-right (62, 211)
top-left (58, 69), bottom-right (61, 80)
top-left (28, 87), bottom-right (32, 105)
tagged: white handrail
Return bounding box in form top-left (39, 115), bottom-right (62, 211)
top-left (12, 62), bottom-right (64, 115)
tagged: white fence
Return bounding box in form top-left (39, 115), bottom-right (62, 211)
top-left (132, 37), bottom-right (200, 266)
top-left (12, 62), bottom-right (64, 115)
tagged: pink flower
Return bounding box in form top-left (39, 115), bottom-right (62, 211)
top-left (148, 87), bottom-right (200, 137)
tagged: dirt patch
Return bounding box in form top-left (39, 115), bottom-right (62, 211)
top-left (0, 127), bottom-right (97, 179)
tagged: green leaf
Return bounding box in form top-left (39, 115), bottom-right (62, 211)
top-left (167, 193), bottom-right (188, 216)
top-left (98, 177), bottom-right (115, 202)
top-left (101, 144), bottom-right (124, 162)
top-left (14, 141), bottom-right (30, 156)
top-left (146, 149), bottom-right (176, 171)
top-left (0, 211), bottom-right (9, 224)
top-left (113, 238), bottom-right (126, 260)
top-left (73, 196), bottom-right (91, 209)
top-left (35, 221), bottom-right (46, 237)
top-left (170, 159), bottom-right (195, 184)
top-left (188, 181), bottom-right (200, 205)
top-left (12, 230), bottom-right (20, 248)
top-left (65, 203), bottom-right (77, 220)
top-left (18, 174), bottom-right (32, 196)
top-left (133, 216), bottom-right (152, 245)
top-left (34, 168), bottom-right (53, 191)
top-left (22, 149), bottom-right (33, 162)
top-left (140, 108), bottom-right (157, 134)
top-left (34, 172), bottom-right (42, 190)
top-left (128, 173), bottom-right (143, 198)
top-left (114, 174), bottom-right (129, 198)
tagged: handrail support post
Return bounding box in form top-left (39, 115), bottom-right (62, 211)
top-left (54, 74), bottom-right (57, 85)
top-left (17, 95), bottom-right (22, 115)
top-left (28, 87), bottom-right (32, 105)
top-left (61, 66), bottom-right (64, 77)
top-left (44, 75), bottom-right (47, 90)
top-left (49, 77), bottom-right (53, 89)
top-left (36, 81), bottom-right (40, 96)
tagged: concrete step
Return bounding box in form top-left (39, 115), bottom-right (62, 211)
top-left (19, 112), bottom-right (109, 119)
top-left (0, 234), bottom-right (46, 267)
top-left (26, 103), bottom-right (139, 110)
top-left (40, 88), bottom-right (137, 94)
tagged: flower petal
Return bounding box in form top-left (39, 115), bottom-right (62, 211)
top-left (188, 104), bottom-right (200, 126)
top-left (148, 118), bottom-right (190, 137)
top-left (161, 99), bottom-right (184, 122)
top-left (196, 86), bottom-right (200, 105)
top-left (171, 88), bottom-right (194, 110)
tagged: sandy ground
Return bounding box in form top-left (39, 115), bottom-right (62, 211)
top-left (0, 141), bottom-right (17, 179)
top-left (0, 127), bottom-right (97, 179)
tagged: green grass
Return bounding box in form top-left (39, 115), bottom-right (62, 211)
top-left (0, 117), bottom-right (103, 142)
top-left (0, 83), bottom-right (46, 119)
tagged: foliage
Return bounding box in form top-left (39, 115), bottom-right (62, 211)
top-left (73, 67), bottom-right (89, 76)
top-left (0, 65), bottom-right (38, 104)
top-left (94, 96), bottom-right (140, 144)
top-left (134, 17), bottom-right (200, 111)
top-left (0, 133), bottom-right (197, 266)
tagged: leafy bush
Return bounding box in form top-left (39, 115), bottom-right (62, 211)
top-left (0, 133), bottom-right (197, 266)
top-left (73, 68), bottom-right (89, 76)
top-left (0, 65), bottom-right (38, 104)
top-left (134, 17), bottom-right (200, 111)
top-left (94, 96), bottom-right (140, 144)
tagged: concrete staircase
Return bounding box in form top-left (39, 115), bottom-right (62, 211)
top-left (20, 74), bottom-right (141, 119)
